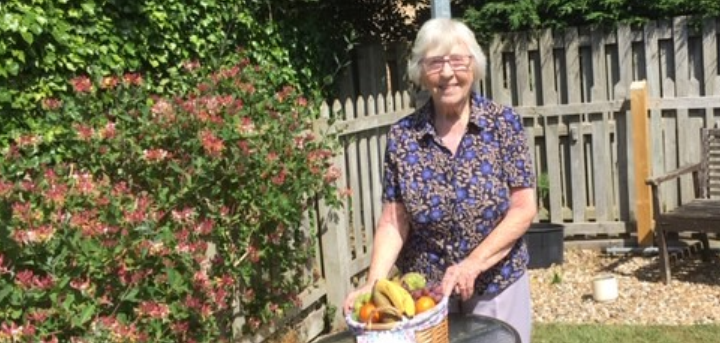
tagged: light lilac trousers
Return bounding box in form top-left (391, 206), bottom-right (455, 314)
top-left (448, 272), bottom-right (532, 343)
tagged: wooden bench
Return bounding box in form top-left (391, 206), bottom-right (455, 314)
top-left (646, 128), bottom-right (720, 284)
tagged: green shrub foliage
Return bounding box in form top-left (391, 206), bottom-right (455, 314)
top-left (457, 0), bottom-right (720, 39)
top-left (0, 49), bottom-right (341, 342)
top-left (0, 0), bottom-right (356, 143)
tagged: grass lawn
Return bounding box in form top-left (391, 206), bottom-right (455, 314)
top-left (533, 323), bottom-right (720, 343)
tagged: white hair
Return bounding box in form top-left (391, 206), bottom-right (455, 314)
top-left (407, 18), bottom-right (487, 91)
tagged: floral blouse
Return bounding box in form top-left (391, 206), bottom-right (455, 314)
top-left (382, 92), bottom-right (535, 296)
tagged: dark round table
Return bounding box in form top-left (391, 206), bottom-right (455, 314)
top-left (313, 313), bottom-right (520, 343)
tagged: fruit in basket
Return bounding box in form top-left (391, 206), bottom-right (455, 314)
top-left (374, 278), bottom-right (416, 317)
top-left (414, 282), bottom-right (444, 303)
top-left (352, 292), bottom-right (372, 321)
top-left (358, 302), bottom-right (381, 323)
top-left (372, 284), bottom-right (393, 308)
top-left (415, 295), bottom-right (437, 314)
top-left (400, 272), bottom-right (427, 291)
top-left (378, 306), bottom-right (403, 324)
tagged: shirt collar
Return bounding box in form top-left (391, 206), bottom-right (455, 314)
top-left (413, 91), bottom-right (491, 140)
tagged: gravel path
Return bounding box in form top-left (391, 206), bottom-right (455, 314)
top-left (529, 248), bottom-right (720, 325)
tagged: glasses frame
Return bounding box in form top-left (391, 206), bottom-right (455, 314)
top-left (421, 54), bottom-right (473, 74)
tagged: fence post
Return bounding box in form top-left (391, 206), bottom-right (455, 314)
top-left (630, 81), bottom-right (653, 246)
top-left (314, 103), bottom-right (353, 328)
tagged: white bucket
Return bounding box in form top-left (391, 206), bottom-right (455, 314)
top-left (592, 274), bottom-right (618, 303)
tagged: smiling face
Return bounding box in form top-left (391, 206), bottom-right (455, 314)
top-left (421, 44), bottom-right (475, 114)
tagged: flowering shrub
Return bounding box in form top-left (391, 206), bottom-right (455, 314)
top-left (0, 50), bottom-right (340, 342)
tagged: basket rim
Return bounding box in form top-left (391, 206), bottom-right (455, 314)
top-left (345, 296), bottom-right (449, 332)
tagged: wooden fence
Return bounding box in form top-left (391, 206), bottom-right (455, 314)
top-left (243, 16), bottom-right (720, 342)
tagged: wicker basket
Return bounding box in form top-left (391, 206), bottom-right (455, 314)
top-left (413, 317), bottom-right (448, 343)
top-left (346, 297), bottom-right (449, 343)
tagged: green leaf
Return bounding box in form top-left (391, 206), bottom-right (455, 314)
top-left (20, 31), bottom-right (34, 45)
top-left (11, 50), bottom-right (25, 63)
top-left (62, 293), bottom-right (76, 311)
top-left (81, 2), bottom-right (96, 15)
top-left (0, 287), bottom-right (13, 303)
top-left (73, 304), bottom-right (96, 327)
top-left (4, 60), bottom-right (20, 75)
top-left (121, 288), bottom-right (139, 302)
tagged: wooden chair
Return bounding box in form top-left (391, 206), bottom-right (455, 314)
top-left (646, 128), bottom-right (720, 284)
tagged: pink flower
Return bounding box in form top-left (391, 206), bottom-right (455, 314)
top-left (171, 207), bottom-right (196, 223)
top-left (247, 245), bottom-right (260, 263)
top-left (293, 131), bottom-right (315, 150)
top-left (100, 76), bottom-right (119, 90)
top-left (271, 168), bottom-right (287, 186)
top-left (0, 254), bottom-right (10, 274)
top-left (237, 117), bottom-right (256, 135)
top-left (70, 76), bottom-right (93, 93)
top-left (101, 122), bottom-right (116, 139)
top-left (237, 140), bottom-right (254, 156)
top-left (143, 148), bottom-right (170, 162)
top-left (72, 172), bottom-right (95, 195)
top-left (194, 219), bottom-right (214, 235)
top-left (123, 73), bottom-right (143, 86)
top-left (74, 124), bottom-right (95, 141)
top-left (182, 60), bottom-right (201, 72)
top-left (171, 321), bottom-right (189, 335)
top-left (199, 130), bottom-right (225, 157)
top-left (243, 288), bottom-right (255, 302)
top-left (185, 295), bottom-right (202, 310)
top-left (70, 277), bottom-right (91, 292)
top-left (193, 271), bottom-right (210, 290)
top-left (12, 225), bottom-right (55, 245)
top-left (41, 98), bottom-right (62, 110)
top-left (46, 183), bottom-right (68, 205)
top-left (323, 165), bottom-right (341, 183)
top-left (0, 322), bottom-right (24, 341)
top-left (136, 301), bottom-right (170, 319)
top-left (27, 310), bottom-right (49, 323)
top-left (0, 180), bottom-right (13, 198)
top-left (16, 134), bottom-right (41, 147)
top-left (265, 152), bottom-right (278, 163)
top-left (151, 98), bottom-right (176, 121)
top-left (15, 270), bottom-right (35, 289)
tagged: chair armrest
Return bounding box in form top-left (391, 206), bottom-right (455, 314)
top-left (646, 163), bottom-right (702, 186)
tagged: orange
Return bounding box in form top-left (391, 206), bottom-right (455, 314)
top-left (415, 295), bottom-right (436, 314)
top-left (358, 302), bottom-right (381, 323)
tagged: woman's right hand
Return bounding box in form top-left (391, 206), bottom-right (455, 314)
top-left (343, 282), bottom-right (374, 315)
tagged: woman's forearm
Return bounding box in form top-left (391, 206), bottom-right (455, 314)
top-left (467, 187), bottom-right (537, 272)
top-left (365, 202), bottom-right (410, 285)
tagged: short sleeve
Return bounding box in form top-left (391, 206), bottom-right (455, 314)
top-left (382, 126), bottom-right (402, 202)
top-left (499, 107), bottom-right (535, 188)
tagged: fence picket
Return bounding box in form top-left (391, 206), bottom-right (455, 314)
top-left (367, 96), bottom-right (382, 240)
top-left (344, 98), bottom-right (364, 259)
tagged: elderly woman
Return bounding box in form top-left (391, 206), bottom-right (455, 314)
top-left (344, 18), bottom-right (537, 342)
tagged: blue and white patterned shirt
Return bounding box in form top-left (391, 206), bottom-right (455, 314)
top-left (382, 92), bottom-right (535, 295)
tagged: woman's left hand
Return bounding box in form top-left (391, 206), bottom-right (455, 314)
top-left (440, 259), bottom-right (483, 301)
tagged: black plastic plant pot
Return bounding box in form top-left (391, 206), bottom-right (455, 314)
top-left (524, 223), bottom-right (565, 269)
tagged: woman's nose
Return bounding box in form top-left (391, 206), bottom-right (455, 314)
top-left (439, 61), bottom-right (455, 76)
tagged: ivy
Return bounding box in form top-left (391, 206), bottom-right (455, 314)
top-left (0, 0), bottom-right (361, 147)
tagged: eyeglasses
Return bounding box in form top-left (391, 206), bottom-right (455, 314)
top-left (421, 54), bottom-right (473, 73)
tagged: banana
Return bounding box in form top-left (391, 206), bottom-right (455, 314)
top-left (375, 278), bottom-right (416, 317)
top-left (379, 306), bottom-right (402, 324)
top-left (372, 281), bottom-right (393, 308)
top-left (367, 307), bottom-right (403, 329)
